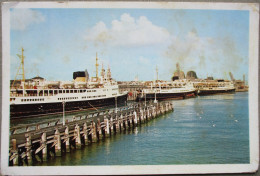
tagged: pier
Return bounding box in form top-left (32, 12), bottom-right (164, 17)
top-left (9, 101), bottom-right (173, 166)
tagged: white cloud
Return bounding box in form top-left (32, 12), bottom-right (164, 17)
top-left (11, 9), bottom-right (45, 31)
top-left (84, 13), bottom-right (170, 47)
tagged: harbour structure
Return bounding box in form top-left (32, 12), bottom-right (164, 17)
top-left (118, 81), bottom-right (145, 101)
top-left (10, 50), bottom-right (128, 118)
top-left (172, 63), bottom-right (185, 80)
top-left (186, 70), bottom-right (198, 80)
top-left (9, 101), bottom-right (174, 166)
top-left (229, 72), bottom-right (248, 92)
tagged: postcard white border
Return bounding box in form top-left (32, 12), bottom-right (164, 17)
top-left (1, 1), bottom-right (259, 175)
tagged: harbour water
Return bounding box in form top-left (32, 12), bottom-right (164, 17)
top-left (12, 92), bottom-right (249, 165)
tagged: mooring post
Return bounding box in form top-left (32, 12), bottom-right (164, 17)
top-left (147, 108), bottom-right (151, 120)
top-left (165, 102), bottom-right (169, 112)
top-left (134, 111), bottom-right (138, 126)
top-left (139, 108), bottom-right (143, 123)
top-left (115, 116), bottom-right (120, 133)
top-left (143, 108), bottom-right (147, 121)
top-left (54, 128), bottom-right (61, 156)
top-left (124, 114), bottom-right (129, 129)
top-left (41, 132), bottom-right (47, 161)
top-left (64, 126), bottom-right (70, 152)
top-left (97, 118), bottom-right (102, 140)
top-left (104, 118), bottom-right (110, 137)
top-left (129, 112), bottom-right (133, 128)
top-left (120, 114), bottom-right (124, 131)
top-left (110, 117), bottom-right (114, 134)
top-left (25, 133), bottom-right (33, 166)
top-left (152, 105), bottom-right (155, 116)
top-left (11, 139), bottom-right (18, 166)
top-left (75, 124), bottom-right (81, 149)
top-left (91, 121), bottom-right (97, 142)
top-left (83, 122), bottom-right (89, 145)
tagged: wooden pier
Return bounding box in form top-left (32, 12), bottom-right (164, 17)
top-left (9, 101), bottom-right (173, 166)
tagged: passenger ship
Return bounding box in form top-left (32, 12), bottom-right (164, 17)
top-left (193, 79), bottom-right (236, 95)
top-left (137, 80), bottom-right (197, 101)
top-left (10, 54), bottom-right (128, 118)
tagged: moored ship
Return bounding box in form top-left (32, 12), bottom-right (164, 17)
top-left (136, 79), bottom-right (197, 101)
top-left (10, 52), bottom-right (128, 118)
top-left (193, 79), bottom-right (236, 95)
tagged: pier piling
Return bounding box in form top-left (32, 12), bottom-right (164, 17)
top-left (54, 129), bottom-right (61, 156)
top-left (64, 126), bottom-right (70, 152)
top-left (9, 101), bottom-right (173, 166)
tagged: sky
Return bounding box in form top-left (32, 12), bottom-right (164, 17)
top-left (10, 8), bottom-right (249, 81)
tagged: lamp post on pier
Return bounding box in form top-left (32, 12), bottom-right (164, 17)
top-left (62, 101), bottom-right (66, 125)
top-left (115, 96), bottom-right (117, 113)
top-left (144, 90), bottom-right (147, 107)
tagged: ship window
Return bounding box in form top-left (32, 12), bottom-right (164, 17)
top-left (87, 90), bottom-right (91, 92)
top-left (92, 90), bottom-right (96, 92)
top-left (80, 90), bottom-right (83, 93)
top-left (59, 90), bottom-right (62, 94)
top-left (83, 90), bottom-right (86, 93)
top-left (70, 90), bottom-right (73, 93)
top-left (66, 90), bottom-right (69, 93)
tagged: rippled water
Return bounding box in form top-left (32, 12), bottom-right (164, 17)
top-left (23, 92), bottom-right (249, 165)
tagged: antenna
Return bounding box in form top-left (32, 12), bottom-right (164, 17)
top-left (12, 48), bottom-right (25, 87)
top-left (95, 52), bottom-right (99, 78)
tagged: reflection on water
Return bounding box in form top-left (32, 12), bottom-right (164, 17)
top-left (27, 92), bottom-right (249, 165)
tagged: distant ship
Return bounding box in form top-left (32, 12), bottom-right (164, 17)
top-left (10, 51), bottom-right (128, 118)
top-left (136, 80), bottom-right (197, 101)
top-left (193, 79), bottom-right (236, 95)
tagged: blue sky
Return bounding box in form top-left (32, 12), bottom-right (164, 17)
top-left (10, 8), bottom-right (249, 81)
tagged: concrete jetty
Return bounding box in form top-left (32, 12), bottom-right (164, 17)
top-left (9, 101), bottom-right (173, 166)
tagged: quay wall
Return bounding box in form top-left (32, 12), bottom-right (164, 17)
top-left (9, 101), bottom-right (173, 166)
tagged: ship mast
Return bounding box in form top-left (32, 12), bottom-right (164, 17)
top-left (156, 65), bottom-right (158, 81)
top-left (95, 52), bottom-right (99, 78)
top-left (12, 48), bottom-right (25, 87)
